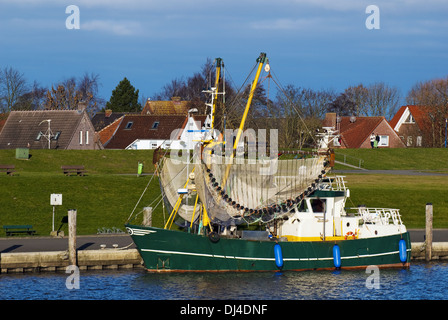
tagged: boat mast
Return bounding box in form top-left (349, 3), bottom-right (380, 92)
top-left (232, 52), bottom-right (266, 153)
top-left (210, 58), bottom-right (222, 130)
top-left (222, 52), bottom-right (267, 187)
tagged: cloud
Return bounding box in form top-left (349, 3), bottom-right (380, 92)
top-left (81, 20), bottom-right (143, 36)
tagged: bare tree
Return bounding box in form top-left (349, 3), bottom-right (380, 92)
top-left (366, 82), bottom-right (400, 119)
top-left (0, 67), bottom-right (28, 112)
top-left (12, 81), bottom-right (46, 110)
top-left (407, 77), bottom-right (448, 147)
top-left (345, 84), bottom-right (369, 116)
top-left (44, 73), bottom-right (103, 116)
top-left (344, 82), bottom-right (400, 119)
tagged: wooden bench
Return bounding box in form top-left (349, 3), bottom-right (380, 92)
top-left (0, 164), bottom-right (15, 175)
top-left (61, 165), bottom-right (86, 176)
top-left (3, 225), bottom-right (36, 236)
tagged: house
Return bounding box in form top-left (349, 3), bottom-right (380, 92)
top-left (389, 105), bottom-right (432, 147)
top-left (0, 109), bottom-right (102, 150)
top-left (103, 114), bottom-right (207, 150)
top-left (323, 113), bottom-right (405, 148)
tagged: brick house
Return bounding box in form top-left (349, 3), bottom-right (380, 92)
top-left (389, 105), bottom-right (432, 147)
top-left (323, 113), bottom-right (405, 148)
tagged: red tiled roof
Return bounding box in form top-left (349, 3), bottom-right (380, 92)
top-left (98, 116), bottom-right (123, 146)
top-left (338, 116), bottom-right (384, 148)
top-left (389, 105), bottom-right (433, 133)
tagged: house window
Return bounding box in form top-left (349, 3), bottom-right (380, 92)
top-left (125, 121), bottom-right (133, 129)
top-left (85, 130), bottom-right (89, 145)
top-left (151, 143), bottom-right (158, 149)
top-left (151, 121), bottom-right (159, 129)
top-left (407, 136), bottom-right (413, 147)
top-left (79, 131), bottom-right (83, 145)
top-left (35, 131), bottom-right (43, 141)
top-left (378, 135), bottom-right (389, 147)
top-left (416, 136), bottom-right (422, 147)
top-left (405, 114), bottom-right (415, 123)
top-left (53, 132), bottom-right (61, 140)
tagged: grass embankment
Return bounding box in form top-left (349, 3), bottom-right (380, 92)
top-left (334, 148), bottom-right (448, 228)
top-left (0, 148), bottom-right (447, 236)
top-left (0, 149), bottom-right (163, 236)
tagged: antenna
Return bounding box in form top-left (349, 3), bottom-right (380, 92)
top-left (39, 119), bottom-right (55, 149)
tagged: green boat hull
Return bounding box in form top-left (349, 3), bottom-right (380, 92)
top-left (126, 224), bottom-right (411, 272)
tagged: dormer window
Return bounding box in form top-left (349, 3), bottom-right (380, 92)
top-left (151, 121), bottom-right (159, 129)
top-left (125, 121), bottom-right (133, 129)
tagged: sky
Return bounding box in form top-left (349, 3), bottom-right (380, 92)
top-left (0, 0), bottom-right (447, 108)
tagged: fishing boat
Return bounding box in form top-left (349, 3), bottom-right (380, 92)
top-left (125, 53), bottom-right (411, 272)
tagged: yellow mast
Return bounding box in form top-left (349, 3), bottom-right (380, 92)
top-left (222, 52), bottom-right (267, 187)
top-left (210, 58), bottom-right (222, 129)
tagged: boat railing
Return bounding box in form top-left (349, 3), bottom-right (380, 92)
top-left (348, 207), bottom-right (404, 226)
top-left (320, 175), bottom-right (347, 192)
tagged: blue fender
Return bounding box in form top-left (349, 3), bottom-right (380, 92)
top-left (399, 239), bottom-right (407, 263)
top-left (333, 244), bottom-right (341, 268)
top-left (274, 243), bottom-right (283, 269)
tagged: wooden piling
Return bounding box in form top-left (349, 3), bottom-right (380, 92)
top-left (68, 209), bottom-right (77, 266)
top-left (143, 207), bottom-right (152, 227)
top-left (425, 203), bottom-right (433, 262)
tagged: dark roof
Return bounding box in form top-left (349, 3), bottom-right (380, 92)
top-left (105, 115), bottom-right (188, 149)
top-left (91, 112), bottom-right (126, 131)
top-left (105, 114), bottom-right (208, 149)
top-left (0, 110), bottom-right (87, 149)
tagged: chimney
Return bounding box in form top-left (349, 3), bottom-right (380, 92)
top-left (324, 113), bottom-right (337, 128)
top-left (77, 101), bottom-right (87, 112)
top-left (105, 109), bottom-right (112, 118)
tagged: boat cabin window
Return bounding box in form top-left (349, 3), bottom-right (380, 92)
top-left (310, 199), bottom-right (326, 213)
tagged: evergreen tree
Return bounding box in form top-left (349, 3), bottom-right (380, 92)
top-left (106, 77), bottom-right (140, 112)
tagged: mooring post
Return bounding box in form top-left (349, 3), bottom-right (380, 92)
top-left (68, 209), bottom-right (77, 266)
top-left (143, 207), bottom-right (153, 227)
top-left (425, 203), bottom-right (433, 262)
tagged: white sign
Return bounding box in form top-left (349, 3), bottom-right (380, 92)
top-left (51, 194), bottom-right (62, 206)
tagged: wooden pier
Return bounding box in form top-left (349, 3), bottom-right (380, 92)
top-left (0, 249), bottom-right (143, 273)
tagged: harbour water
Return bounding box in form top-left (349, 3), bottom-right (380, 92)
top-left (0, 261), bottom-right (447, 300)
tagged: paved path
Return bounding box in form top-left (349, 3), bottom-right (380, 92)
top-left (334, 169), bottom-right (448, 176)
top-left (1, 230), bottom-right (447, 253)
top-left (0, 234), bottom-right (136, 253)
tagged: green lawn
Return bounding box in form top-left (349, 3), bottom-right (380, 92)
top-left (342, 174), bottom-right (448, 229)
top-left (334, 148), bottom-right (448, 172)
top-left (0, 148), bottom-right (447, 236)
top-left (0, 149), bottom-right (163, 236)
